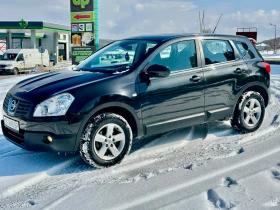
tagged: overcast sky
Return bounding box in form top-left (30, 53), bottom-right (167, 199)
top-left (1, 0), bottom-right (280, 41)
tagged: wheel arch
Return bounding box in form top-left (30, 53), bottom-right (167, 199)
top-left (232, 82), bottom-right (269, 116)
top-left (73, 101), bottom-right (143, 152)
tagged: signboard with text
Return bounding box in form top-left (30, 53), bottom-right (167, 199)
top-left (71, 0), bottom-right (95, 65)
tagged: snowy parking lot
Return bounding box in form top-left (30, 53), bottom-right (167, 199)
top-left (0, 66), bottom-right (280, 209)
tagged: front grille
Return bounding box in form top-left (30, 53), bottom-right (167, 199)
top-left (3, 125), bottom-right (25, 145)
top-left (3, 93), bottom-right (10, 112)
top-left (3, 94), bottom-right (32, 117)
top-left (0, 65), bottom-right (6, 68)
top-left (15, 100), bottom-right (32, 117)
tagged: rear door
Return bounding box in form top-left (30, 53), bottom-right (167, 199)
top-left (138, 39), bottom-right (205, 135)
top-left (199, 38), bottom-right (249, 121)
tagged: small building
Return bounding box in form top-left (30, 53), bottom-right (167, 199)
top-left (0, 21), bottom-right (71, 63)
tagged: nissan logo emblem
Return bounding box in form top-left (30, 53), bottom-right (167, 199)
top-left (10, 100), bottom-right (17, 111)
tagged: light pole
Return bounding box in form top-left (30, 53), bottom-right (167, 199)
top-left (270, 23), bottom-right (277, 54)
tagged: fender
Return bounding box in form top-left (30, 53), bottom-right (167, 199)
top-left (73, 100), bottom-right (143, 151)
top-left (231, 81), bottom-right (270, 116)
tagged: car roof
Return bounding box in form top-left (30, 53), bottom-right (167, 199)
top-left (124, 33), bottom-right (247, 42)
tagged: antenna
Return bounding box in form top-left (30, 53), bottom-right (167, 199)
top-left (213, 14), bottom-right (223, 33)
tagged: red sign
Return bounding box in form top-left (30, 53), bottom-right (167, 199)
top-left (236, 28), bottom-right (258, 41)
top-left (236, 32), bottom-right (258, 41)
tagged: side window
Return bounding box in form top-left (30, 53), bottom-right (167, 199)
top-left (202, 40), bottom-right (235, 65)
top-left (234, 41), bottom-right (255, 59)
top-left (17, 54), bottom-right (24, 61)
top-left (150, 40), bottom-right (197, 72)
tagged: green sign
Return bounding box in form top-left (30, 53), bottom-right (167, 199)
top-left (70, 0), bottom-right (95, 65)
top-left (73, 0), bottom-right (90, 9)
top-left (71, 0), bottom-right (94, 12)
top-left (72, 47), bottom-right (94, 63)
top-left (19, 19), bottom-right (28, 28)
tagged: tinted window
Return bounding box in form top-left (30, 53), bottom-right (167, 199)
top-left (202, 40), bottom-right (235, 65)
top-left (234, 41), bottom-right (255, 59)
top-left (150, 40), bottom-right (197, 72)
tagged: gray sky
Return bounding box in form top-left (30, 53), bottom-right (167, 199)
top-left (1, 0), bottom-right (280, 41)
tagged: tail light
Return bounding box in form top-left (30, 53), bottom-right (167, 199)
top-left (261, 62), bottom-right (271, 74)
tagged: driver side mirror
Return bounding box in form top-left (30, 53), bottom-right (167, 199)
top-left (17, 58), bottom-right (24, 62)
top-left (146, 64), bottom-right (170, 78)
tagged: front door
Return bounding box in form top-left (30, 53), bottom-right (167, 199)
top-left (138, 39), bottom-right (205, 135)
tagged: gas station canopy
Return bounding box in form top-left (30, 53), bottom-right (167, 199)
top-left (0, 21), bottom-right (71, 63)
top-left (0, 21), bottom-right (70, 33)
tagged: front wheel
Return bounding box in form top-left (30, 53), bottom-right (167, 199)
top-left (231, 91), bottom-right (265, 133)
top-left (13, 68), bottom-right (19, 75)
top-left (79, 113), bottom-right (133, 168)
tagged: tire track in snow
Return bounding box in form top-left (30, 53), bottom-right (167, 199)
top-left (0, 156), bottom-right (80, 199)
top-left (207, 189), bottom-right (235, 210)
top-left (22, 129), bottom-right (197, 209)
top-left (108, 142), bottom-right (280, 210)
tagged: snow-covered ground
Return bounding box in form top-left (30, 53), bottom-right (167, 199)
top-left (0, 66), bottom-right (280, 210)
top-left (260, 51), bottom-right (280, 59)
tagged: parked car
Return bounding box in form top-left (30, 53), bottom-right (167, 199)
top-left (0, 49), bottom-right (49, 75)
top-left (2, 34), bottom-right (270, 168)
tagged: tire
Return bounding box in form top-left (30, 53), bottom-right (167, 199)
top-left (231, 91), bottom-right (265, 133)
top-left (13, 68), bottom-right (19, 75)
top-left (79, 113), bottom-right (133, 168)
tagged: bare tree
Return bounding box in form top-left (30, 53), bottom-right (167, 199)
top-left (267, 39), bottom-right (275, 51)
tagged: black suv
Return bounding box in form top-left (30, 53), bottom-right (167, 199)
top-left (2, 34), bottom-right (271, 168)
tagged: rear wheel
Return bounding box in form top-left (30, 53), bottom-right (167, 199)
top-left (79, 113), bottom-right (133, 168)
top-left (231, 91), bottom-right (265, 133)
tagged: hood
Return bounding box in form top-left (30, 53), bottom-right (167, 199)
top-left (0, 60), bottom-right (14, 65)
top-left (9, 70), bottom-right (118, 103)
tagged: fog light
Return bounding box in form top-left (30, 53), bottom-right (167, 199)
top-left (47, 136), bottom-right (53, 143)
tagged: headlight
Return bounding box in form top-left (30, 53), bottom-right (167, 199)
top-left (33, 93), bottom-right (75, 117)
top-left (6, 64), bottom-right (12, 67)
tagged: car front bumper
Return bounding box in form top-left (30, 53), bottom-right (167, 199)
top-left (0, 67), bottom-right (13, 73)
top-left (1, 115), bottom-right (82, 152)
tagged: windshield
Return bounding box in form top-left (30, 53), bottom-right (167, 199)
top-left (2, 53), bottom-right (18, 61)
top-left (76, 40), bottom-right (158, 73)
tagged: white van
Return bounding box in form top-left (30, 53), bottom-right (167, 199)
top-left (0, 49), bottom-right (49, 75)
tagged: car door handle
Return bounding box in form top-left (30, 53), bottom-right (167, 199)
top-left (234, 68), bottom-right (245, 74)
top-left (190, 75), bottom-right (202, 82)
